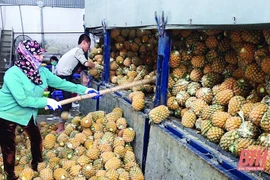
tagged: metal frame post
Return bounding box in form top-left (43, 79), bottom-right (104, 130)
top-left (154, 11), bottom-right (170, 106)
top-left (102, 20), bottom-right (110, 83)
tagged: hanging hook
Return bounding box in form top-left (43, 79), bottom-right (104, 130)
top-left (101, 19), bottom-right (106, 34)
top-left (155, 11), bottom-right (167, 37)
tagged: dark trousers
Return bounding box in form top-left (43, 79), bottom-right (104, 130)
top-left (0, 117), bottom-right (42, 179)
top-left (58, 75), bottom-right (72, 112)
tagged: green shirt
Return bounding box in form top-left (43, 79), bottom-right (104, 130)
top-left (0, 66), bottom-right (87, 126)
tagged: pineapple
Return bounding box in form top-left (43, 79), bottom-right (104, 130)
top-left (43, 134), bottom-right (56, 150)
top-left (212, 111), bottom-right (231, 129)
top-left (219, 130), bottom-right (240, 151)
top-left (39, 168), bottom-right (53, 180)
top-left (149, 105), bottom-right (170, 124)
top-left (257, 133), bottom-right (270, 148)
top-left (191, 55), bottom-right (205, 68)
top-left (244, 63), bottom-right (265, 84)
top-left (224, 116), bottom-right (242, 131)
top-left (86, 148), bottom-right (100, 160)
top-left (129, 166), bottom-right (144, 180)
top-left (171, 79), bottom-right (189, 95)
top-left (114, 145), bottom-right (126, 158)
top-left (238, 43), bottom-right (255, 65)
top-left (201, 104), bottom-right (223, 120)
top-left (187, 82), bottom-right (201, 96)
top-left (175, 91), bottom-right (190, 107)
top-left (214, 89), bottom-right (234, 106)
top-left (201, 120), bottom-right (213, 137)
top-left (206, 127), bottom-right (225, 143)
top-left (191, 98), bottom-right (208, 116)
top-left (225, 50), bottom-right (238, 65)
top-left (228, 96), bottom-right (246, 116)
top-left (20, 167), bottom-right (34, 180)
top-left (170, 50), bottom-right (181, 68)
top-left (201, 72), bottom-right (223, 88)
top-left (237, 121), bottom-right (258, 139)
top-left (132, 98), bottom-right (145, 111)
top-left (240, 102), bottom-right (255, 119)
top-left (211, 57), bottom-right (227, 74)
top-left (181, 110), bottom-right (196, 128)
top-left (167, 96), bottom-right (179, 110)
top-left (261, 57), bottom-right (270, 74)
top-left (82, 164), bottom-right (96, 178)
top-left (123, 128), bottom-right (135, 143)
top-left (70, 165), bottom-right (82, 177)
top-left (249, 102), bottom-right (268, 126)
top-left (260, 108), bottom-right (270, 131)
top-left (189, 69), bottom-right (203, 82)
top-left (205, 35), bottom-right (219, 49)
top-left (105, 157), bottom-right (121, 170)
top-left (195, 87), bottom-right (213, 104)
top-left (229, 138), bottom-right (255, 157)
top-left (241, 30), bottom-right (262, 44)
top-left (53, 168), bottom-right (70, 180)
top-left (218, 38), bottom-right (231, 52)
top-left (232, 79), bottom-right (251, 98)
top-left (171, 65), bottom-right (188, 80)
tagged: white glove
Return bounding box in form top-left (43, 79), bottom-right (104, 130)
top-left (85, 88), bottom-right (99, 95)
top-left (47, 98), bottom-right (62, 111)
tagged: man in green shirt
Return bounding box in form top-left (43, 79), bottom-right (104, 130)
top-left (0, 40), bottom-right (100, 180)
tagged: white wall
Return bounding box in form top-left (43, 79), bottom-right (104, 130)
top-left (0, 5), bottom-right (85, 55)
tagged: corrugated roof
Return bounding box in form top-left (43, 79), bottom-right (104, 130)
top-left (1, 0), bottom-right (85, 8)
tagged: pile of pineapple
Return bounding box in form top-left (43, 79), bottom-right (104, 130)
top-left (166, 29), bottom-right (270, 174)
top-left (0, 108), bottom-right (144, 180)
top-left (88, 29), bottom-right (157, 93)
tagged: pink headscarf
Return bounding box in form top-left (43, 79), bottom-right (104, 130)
top-left (14, 40), bottom-right (46, 85)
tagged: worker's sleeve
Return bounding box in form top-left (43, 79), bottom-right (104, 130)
top-left (45, 68), bottom-right (87, 94)
top-left (75, 48), bottom-right (88, 65)
top-left (4, 72), bottom-right (47, 108)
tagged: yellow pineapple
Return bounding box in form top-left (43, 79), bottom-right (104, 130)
top-left (122, 128), bottom-right (135, 143)
top-left (170, 50), bottom-right (181, 68)
top-left (191, 98), bottom-right (207, 116)
top-left (53, 168), bottom-right (69, 180)
top-left (206, 127), bottom-right (225, 143)
top-left (129, 166), bottom-right (145, 180)
top-left (167, 96), bottom-right (179, 110)
top-left (149, 105), bottom-right (170, 124)
top-left (181, 110), bottom-right (196, 128)
top-left (82, 164), bottom-right (96, 178)
top-left (105, 157), bottom-right (121, 170)
top-left (244, 63), bottom-right (265, 84)
top-left (260, 108), bottom-right (270, 132)
top-left (205, 35), bottom-right (219, 49)
top-left (219, 130), bottom-right (240, 151)
top-left (249, 102), bottom-right (268, 125)
top-left (43, 134), bottom-right (56, 150)
top-left (212, 111), bottom-right (231, 129)
top-left (224, 116), bottom-right (242, 131)
top-left (214, 89), bottom-right (234, 106)
top-left (132, 98), bottom-right (145, 111)
top-left (114, 145), bottom-right (126, 158)
top-left (228, 96), bottom-right (246, 116)
top-left (20, 167), bottom-right (34, 180)
top-left (70, 165), bottom-right (82, 177)
top-left (191, 55), bottom-right (205, 68)
top-left (189, 68), bottom-right (203, 82)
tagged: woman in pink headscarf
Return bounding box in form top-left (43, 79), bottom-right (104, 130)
top-left (0, 40), bottom-right (100, 179)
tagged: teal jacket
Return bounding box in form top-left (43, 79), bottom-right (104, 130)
top-left (0, 66), bottom-right (87, 126)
